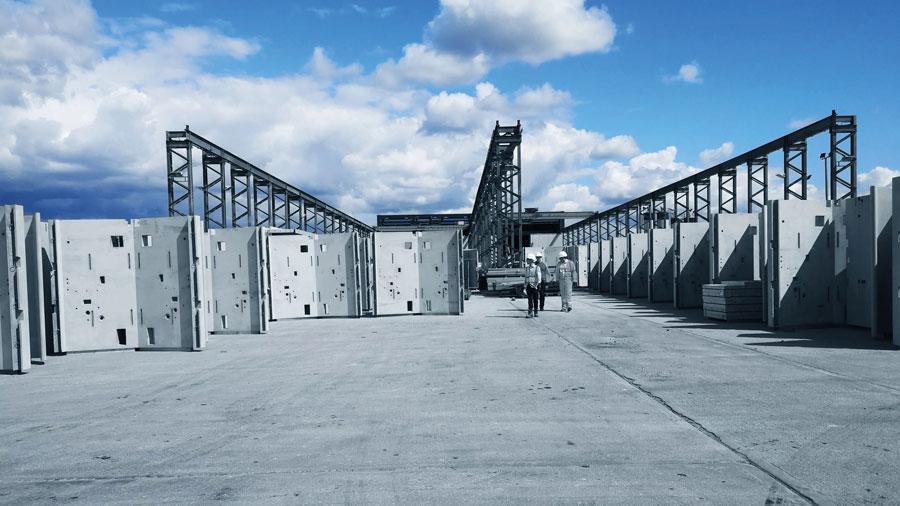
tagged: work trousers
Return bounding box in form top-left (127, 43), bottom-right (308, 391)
top-left (538, 281), bottom-right (546, 310)
top-left (526, 285), bottom-right (540, 314)
top-left (560, 280), bottom-right (573, 310)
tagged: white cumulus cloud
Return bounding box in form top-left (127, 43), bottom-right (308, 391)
top-left (665, 61), bottom-right (702, 84)
top-left (699, 141), bottom-right (734, 167)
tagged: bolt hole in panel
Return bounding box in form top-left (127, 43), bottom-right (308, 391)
top-left (52, 218), bottom-right (137, 352)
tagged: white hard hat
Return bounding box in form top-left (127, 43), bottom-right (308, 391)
top-left (558, 251), bottom-right (567, 258)
top-left (535, 251), bottom-right (543, 257)
top-left (526, 253), bottom-right (536, 262)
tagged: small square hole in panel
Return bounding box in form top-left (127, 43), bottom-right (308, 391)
top-left (142, 235), bottom-right (152, 247)
top-left (99, 276), bottom-right (105, 284)
top-left (147, 328), bottom-right (155, 345)
top-left (300, 245), bottom-right (309, 253)
top-left (110, 236), bottom-right (124, 248)
top-left (320, 244), bottom-right (327, 252)
top-left (424, 241), bottom-right (431, 250)
top-left (294, 270), bottom-right (298, 276)
top-left (217, 241), bottom-right (226, 252)
top-left (323, 303), bottom-right (329, 315)
top-left (158, 274), bottom-right (164, 282)
top-left (221, 315), bottom-right (228, 329)
top-left (397, 267), bottom-right (402, 273)
top-left (304, 304), bottom-right (311, 315)
top-left (404, 242), bottom-right (413, 250)
top-left (116, 328), bottom-right (127, 346)
top-left (815, 215), bottom-right (825, 226)
top-left (83, 299), bottom-right (92, 305)
top-left (231, 273), bottom-right (236, 279)
top-left (407, 301), bottom-right (413, 312)
top-left (171, 296), bottom-right (178, 302)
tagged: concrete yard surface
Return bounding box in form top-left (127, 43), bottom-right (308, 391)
top-left (1, 294), bottom-right (898, 505)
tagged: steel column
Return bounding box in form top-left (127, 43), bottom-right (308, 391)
top-left (783, 140), bottom-right (808, 200)
top-left (748, 155), bottom-right (768, 212)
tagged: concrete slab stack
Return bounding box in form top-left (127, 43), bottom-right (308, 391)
top-left (587, 242), bottom-right (600, 292)
top-left (417, 229), bottom-right (463, 315)
top-left (648, 226), bottom-right (674, 303)
top-left (576, 244), bottom-right (590, 288)
top-left (710, 213), bottom-right (759, 283)
top-left (315, 232), bottom-right (362, 318)
top-left (50, 219), bottom-right (138, 352)
top-left (267, 231), bottom-right (318, 319)
top-left (673, 221), bottom-right (710, 309)
top-left (599, 239), bottom-right (611, 293)
top-left (765, 200), bottom-right (837, 328)
top-left (1, 205), bottom-right (30, 373)
top-left (702, 281), bottom-right (763, 321)
top-left (374, 231), bottom-right (421, 315)
top-left (611, 236), bottom-right (628, 295)
top-left (133, 217), bottom-right (208, 350)
top-left (627, 232), bottom-right (649, 298)
top-left (207, 227), bottom-right (268, 334)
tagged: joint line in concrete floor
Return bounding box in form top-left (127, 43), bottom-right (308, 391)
top-left (516, 301), bottom-right (819, 506)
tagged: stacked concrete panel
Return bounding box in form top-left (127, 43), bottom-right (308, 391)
top-left (648, 226), bottom-right (674, 303)
top-left (587, 242), bottom-right (600, 292)
top-left (208, 227), bottom-right (268, 334)
top-left (267, 231), bottom-right (318, 319)
top-left (374, 231), bottom-right (421, 315)
top-left (765, 200), bottom-right (836, 328)
top-left (611, 236), bottom-right (628, 295)
top-left (626, 232), bottom-right (649, 298)
top-left (417, 230), bottom-right (463, 315)
top-left (576, 244), bottom-right (590, 288)
top-left (673, 221), bottom-right (710, 309)
top-left (710, 213), bottom-right (760, 283)
top-left (24, 214), bottom-right (46, 364)
top-left (51, 219), bottom-right (138, 352)
top-left (599, 239), bottom-right (611, 293)
top-left (315, 232), bottom-right (361, 318)
top-left (133, 217), bottom-right (208, 350)
top-left (1, 206), bottom-right (30, 373)
top-left (702, 281), bottom-right (763, 321)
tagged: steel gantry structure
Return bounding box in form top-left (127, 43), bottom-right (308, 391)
top-left (166, 126), bottom-right (372, 236)
top-left (468, 121), bottom-right (523, 268)
top-left (563, 111), bottom-right (857, 245)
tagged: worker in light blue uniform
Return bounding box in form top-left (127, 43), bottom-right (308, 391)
top-left (557, 250), bottom-right (575, 312)
top-left (524, 253), bottom-right (542, 318)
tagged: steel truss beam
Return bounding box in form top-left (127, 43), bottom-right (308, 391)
top-left (748, 155), bottom-right (768, 213)
top-left (674, 186), bottom-right (690, 222)
top-left (469, 121), bottom-right (523, 268)
top-left (783, 140), bottom-right (808, 200)
top-left (166, 126), bottom-right (372, 234)
top-left (718, 167), bottom-right (737, 214)
top-left (830, 114), bottom-right (857, 200)
top-left (694, 178), bottom-right (710, 222)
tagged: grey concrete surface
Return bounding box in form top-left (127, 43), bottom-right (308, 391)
top-left (1, 293), bottom-right (896, 504)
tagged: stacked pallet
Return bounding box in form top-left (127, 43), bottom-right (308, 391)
top-left (702, 281), bottom-right (762, 321)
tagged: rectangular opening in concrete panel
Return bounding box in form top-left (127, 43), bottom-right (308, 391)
top-left (51, 218), bottom-right (137, 352)
top-left (611, 236), bottom-right (628, 295)
top-left (627, 233), bottom-right (649, 298)
top-left (648, 227), bottom-right (674, 303)
top-left (710, 213), bottom-right (760, 283)
top-left (673, 221), bottom-right (710, 309)
top-left (315, 232), bottom-right (361, 318)
top-left (374, 231), bottom-right (421, 315)
top-left (599, 240), bottom-right (611, 293)
top-left (208, 227), bottom-right (266, 334)
top-left (267, 231), bottom-right (318, 319)
top-left (462, 249), bottom-right (479, 291)
top-left (133, 216), bottom-right (207, 350)
top-left (1, 205), bottom-right (31, 373)
top-left (587, 242), bottom-right (600, 292)
top-left (418, 230), bottom-right (463, 315)
top-left (24, 213), bottom-right (46, 364)
top-left (767, 200), bottom-right (837, 328)
top-left (576, 244), bottom-right (590, 288)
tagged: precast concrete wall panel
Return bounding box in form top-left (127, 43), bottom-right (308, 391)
top-left (588, 242), bottom-right (600, 292)
top-left (208, 227), bottom-right (268, 334)
top-left (576, 245), bottom-right (590, 288)
top-left (52, 219), bottom-right (137, 352)
top-left (418, 230), bottom-right (463, 315)
top-left (758, 210), bottom-right (769, 323)
top-left (627, 232), bottom-right (649, 298)
top-left (315, 233), bottom-right (361, 318)
top-left (24, 214), bottom-right (46, 364)
top-left (359, 235), bottom-right (374, 314)
top-left (599, 240), bottom-right (611, 293)
top-left (766, 200), bottom-right (836, 328)
top-left (374, 231), bottom-right (421, 315)
top-left (611, 236), bottom-right (628, 295)
top-left (710, 213), bottom-right (759, 283)
top-left (870, 186), bottom-right (892, 338)
top-left (839, 195), bottom-right (871, 328)
top-left (1, 205), bottom-right (30, 373)
top-left (133, 217), bottom-right (208, 350)
top-left (648, 227), bottom-right (674, 303)
top-left (462, 249), bottom-right (479, 291)
top-left (267, 231), bottom-right (318, 319)
top-left (673, 221), bottom-right (710, 309)
top-left (892, 177), bottom-right (900, 345)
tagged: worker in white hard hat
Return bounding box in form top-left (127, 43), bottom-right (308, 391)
top-left (534, 251), bottom-right (550, 311)
top-left (524, 253), bottom-right (542, 318)
top-left (557, 250), bottom-right (575, 312)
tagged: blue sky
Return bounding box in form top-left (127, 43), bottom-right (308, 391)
top-left (2, 0), bottom-right (898, 222)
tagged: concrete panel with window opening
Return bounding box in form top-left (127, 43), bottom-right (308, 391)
top-left (315, 232), bottom-right (361, 318)
top-left (417, 229), bottom-right (463, 315)
top-left (267, 231), bottom-right (318, 320)
top-left (1, 205), bottom-right (31, 373)
top-left (207, 227), bottom-right (268, 334)
top-left (374, 231), bottom-right (421, 315)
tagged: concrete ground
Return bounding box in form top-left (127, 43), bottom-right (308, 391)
top-left (1, 293), bottom-right (898, 505)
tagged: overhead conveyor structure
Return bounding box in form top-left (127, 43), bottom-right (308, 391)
top-left (468, 121), bottom-right (523, 269)
top-left (562, 111), bottom-right (857, 245)
top-left (166, 127), bottom-right (373, 237)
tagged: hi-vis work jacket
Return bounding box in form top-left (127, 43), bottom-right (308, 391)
top-left (525, 264), bottom-right (542, 288)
